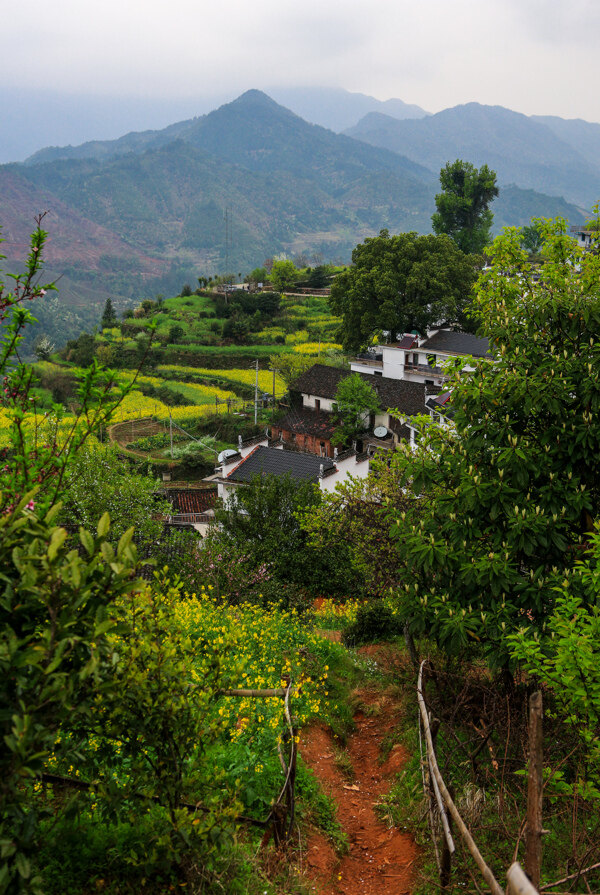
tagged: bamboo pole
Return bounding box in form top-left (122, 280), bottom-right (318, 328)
top-left (417, 661), bottom-right (504, 895)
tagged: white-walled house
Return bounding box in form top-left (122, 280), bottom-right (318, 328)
top-left (350, 329), bottom-right (491, 388)
top-left (215, 443), bottom-right (369, 507)
top-left (276, 363), bottom-right (433, 456)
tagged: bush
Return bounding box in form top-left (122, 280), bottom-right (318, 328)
top-left (342, 601), bottom-right (403, 646)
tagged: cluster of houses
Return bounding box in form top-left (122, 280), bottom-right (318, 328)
top-left (158, 328), bottom-right (490, 531)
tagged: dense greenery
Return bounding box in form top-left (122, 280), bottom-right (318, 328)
top-left (329, 229), bottom-right (478, 351)
top-left (387, 215), bottom-right (600, 666)
top-left (211, 474), bottom-right (357, 605)
top-left (332, 373), bottom-right (380, 445)
top-left (432, 159), bottom-right (499, 254)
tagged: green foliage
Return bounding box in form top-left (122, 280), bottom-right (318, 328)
top-left (332, 373), bottom-right (380, 445)
top-left (212, 474), bottom-right (355, 600)
top-left (100, 297), bottom-right (117, 330)
top-left (300, 462), bottom-right (409, 599)
top-left (342, 601), bottom-right (403, 647)
top-left (386, 214), bottom-right (600, 666)
top-left (65, 331), bottom-right (95, 366)
top-left (432, 159), bottom-right (499, 254)
top-left (307, 265), bottom-right (332, 288)
top-left (509, 526), bottom-right (600, 800)
top-left (520, 222), bottom-right (544, 258)
top-left (246, 267), bottom-right (267, 284)
top-left (59, 442), bottom-right (170, 545)
top-left (0, 505), bottom-right (140, 894)
top-left (329, 230), bottom-right (478, 352)
top-left (269, 260), bottom-right (297, 293)
top-left (271, 351), bottom-right (314, 386)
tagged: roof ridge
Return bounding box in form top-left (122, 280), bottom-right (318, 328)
top-left (226, 443), bottom-right (263, 478)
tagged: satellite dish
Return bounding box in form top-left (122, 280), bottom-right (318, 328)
top-left (373, 425), bottom-right (388, 438)
top-left (218, 448), bottom-right (239, 463)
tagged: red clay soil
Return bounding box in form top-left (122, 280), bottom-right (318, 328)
top-left (300, 677), bottom-right (418, 895)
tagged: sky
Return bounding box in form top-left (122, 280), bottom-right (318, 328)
top-left (2, 0), bottom-right (599, 160)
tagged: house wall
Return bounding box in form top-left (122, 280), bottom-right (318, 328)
top-left (271, 426), bottom-right (334, 457)
top-left (302, 393), bottom-right (335, 412)
top-left (319, 457), bottom-right (370, 493)
top-left (381, 346), bottom-right (406, 379)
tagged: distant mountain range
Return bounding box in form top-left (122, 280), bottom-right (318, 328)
top-left (0, 89), bottom-right (593, 347)
top-left (345, 103), bottom-right (600, 208)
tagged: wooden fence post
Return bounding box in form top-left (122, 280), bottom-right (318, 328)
top-left (525, 691), bottom-right (543, 889)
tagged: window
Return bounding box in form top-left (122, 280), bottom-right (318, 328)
top-left (315, 399), bottom-right (321, 411)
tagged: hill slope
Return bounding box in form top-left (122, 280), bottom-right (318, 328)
top-left (1, 92), bottom-right (588, 349)
top-left (346, 103), bottom-right (600, 207)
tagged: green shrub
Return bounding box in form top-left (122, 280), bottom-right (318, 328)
top-left (342, 601), bottom-right (403, 646)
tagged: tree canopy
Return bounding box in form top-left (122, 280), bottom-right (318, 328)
top-left (432, 160), bottom-right (499, 254)
top-left (333, 373), bottom-right (380, 445)
top-left (387, 216), bottom-right (600, 666)
top-left (329, 230), bottom-right (477, 352)
top-left (269, 259), bottom-right (298, 292)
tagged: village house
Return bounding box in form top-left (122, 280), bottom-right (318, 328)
top-left (272, 363), bottom-right (434, 455)
top-left (350, 329), bottom-right (491, 388)
top-left (214, 441), bottom-right (369, 507)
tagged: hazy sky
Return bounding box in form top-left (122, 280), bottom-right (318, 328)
top-left (3, 0), bottom-right (599, 121)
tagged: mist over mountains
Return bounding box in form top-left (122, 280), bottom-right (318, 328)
top-left (0, 88), bottom-right (594, 347)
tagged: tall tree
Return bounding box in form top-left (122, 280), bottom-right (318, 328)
top-left (329, 230), bottom-right (477, 352)
top-left (432, 160), bottom-right (499, 254)
top-left (387, 216), bottom-right (600, 667)
top-left (101, 296), bottom-right (117, 329)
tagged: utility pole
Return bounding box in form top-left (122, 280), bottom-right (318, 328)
top-left (254, 358), bottom-right (259, 426)
top-left (169, 410), bottom-right (174, 460)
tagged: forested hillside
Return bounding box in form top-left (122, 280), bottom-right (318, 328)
top-left (0, 92), bottom-right (587, 350)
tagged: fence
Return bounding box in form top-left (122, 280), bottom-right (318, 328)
top-left (418, 660), bottom-right (544, 895)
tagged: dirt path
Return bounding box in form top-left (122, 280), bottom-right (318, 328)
top-left (300, 670), bottom-right (418, 895)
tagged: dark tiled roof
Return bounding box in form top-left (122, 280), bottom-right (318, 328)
top-left (226, 446), bottom-right (335, 484)
top-left (276, 407), bottom-right (337, 437)
top-left (419, 330), bottom-right (491, 358)
top-left (291, 364), bottom-right (347, 398)
top-left (161, 488), bottom-right (217, 514)
top-left (291, 363), bottom-right (430, 416)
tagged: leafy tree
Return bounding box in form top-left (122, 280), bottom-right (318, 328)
top-left (100, 296), bottom-right (117, 329)
top-left (520, 222), bottom-right (544, 259)
top-left (169, 323), bottom-right (185, 343)
top-left (212, 474), bottom-right (355, 600)
top-left (60, 442), bottom-right (170, 544)
top-left (270, 352), bottom-right (314, 387)
top-left (332, 373), bottom-right (380, 445)
top-left (329, 230), bottom-right (477, 352)
top-left (307, 265), bottom-right (332, 289)
top-left (387, 215), bottom-right (600, 667)
top-left (300, 461), bottom-right (409, 599)
top-left (432, 160), bottom-right (499, 254)
top-left (65, 331), bottom-right (95, 366)
top-left (246, 267), bottom-right (267, 284)
top-left (509, 533), bottom-right (600, 800)
top-left (269, 259), bottom-right (297, 293)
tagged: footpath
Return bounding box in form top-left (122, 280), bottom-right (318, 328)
top-left (300, 644), bottom-right (418, 894)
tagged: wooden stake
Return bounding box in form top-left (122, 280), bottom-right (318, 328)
top-left (525, 691), bottom-right (544, 889)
